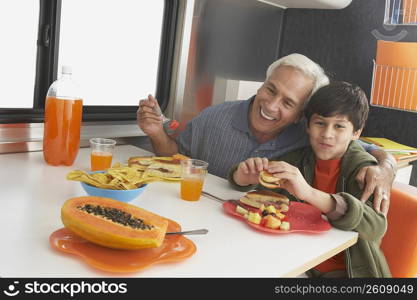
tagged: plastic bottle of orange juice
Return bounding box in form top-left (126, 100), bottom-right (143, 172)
top-left (43, 66), bottom-right (83, 166)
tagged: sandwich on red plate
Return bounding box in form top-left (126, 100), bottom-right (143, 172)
top-left (239, 190), bottom-right (289, 210)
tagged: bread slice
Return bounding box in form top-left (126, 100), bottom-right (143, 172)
top-left (128, 156), bottom-right (155, 171)
top-left (259, 170), bottom-right (281, 188)
top-left (143, 159), bottom-right (181, 180)
top-left (245, 190), bottom-right (289, 204)
top-left (239, 196), bottom-right (264, 208)
top-left (239, 189), bottom-right (289, 209)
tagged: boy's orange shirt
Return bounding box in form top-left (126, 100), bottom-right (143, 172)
top-left (313, 158), bottom-right (346, 273)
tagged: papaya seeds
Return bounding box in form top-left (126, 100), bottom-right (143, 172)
top-left (77, 204), bottom-right (154, 230)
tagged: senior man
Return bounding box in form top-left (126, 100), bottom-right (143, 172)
top-left (137, 53), bottom-right (395, 215)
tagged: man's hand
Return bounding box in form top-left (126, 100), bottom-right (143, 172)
top-left (136, 94), bottom-right (164, 137)
top-left (233, 157), bottom-right (268, 186)
top-left (356, 164), bottom-right (395, 216)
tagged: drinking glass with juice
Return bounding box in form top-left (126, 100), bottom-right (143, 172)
top-left (180, 159), bottom-right (209, 201)
top-left (89, 138), bottom-right (116, 171)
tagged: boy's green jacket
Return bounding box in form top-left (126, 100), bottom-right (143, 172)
top-left (229, 141), bottom-right (391, 278)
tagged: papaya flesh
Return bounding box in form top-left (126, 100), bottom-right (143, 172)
top-left (61, 196), bottom-right (169, 250)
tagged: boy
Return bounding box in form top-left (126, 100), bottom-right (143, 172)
top-left (229, 81), bottom-right (391, 278)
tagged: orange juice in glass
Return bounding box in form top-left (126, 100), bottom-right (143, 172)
top-left (180, 159), bottom-right (209, 201)
top-left (91, 151), bottom-right (113, 171)
top-left (89, 138), bottom-right (116, 171)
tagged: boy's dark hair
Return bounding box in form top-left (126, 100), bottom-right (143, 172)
top-left (304, 81), bottom-right (369, 131)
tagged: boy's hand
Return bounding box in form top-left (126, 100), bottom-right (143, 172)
top-left (233, 157), bottom-right (268, 186)
top-left (267, 161), bottom-right (314, 201)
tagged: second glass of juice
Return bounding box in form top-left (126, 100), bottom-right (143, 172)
top-left (180, 159), bottom-right (209, 201)
top-left (89, 138), bottom-right (116, 171)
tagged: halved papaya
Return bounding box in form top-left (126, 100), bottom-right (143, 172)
top-left (61, 196), bottom-right (168, 250)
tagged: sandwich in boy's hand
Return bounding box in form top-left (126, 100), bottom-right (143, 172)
top-left (259, 170), bottom-right (282, 189)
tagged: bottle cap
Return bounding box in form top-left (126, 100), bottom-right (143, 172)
top-left (62, 65), bottom-right (72, 74)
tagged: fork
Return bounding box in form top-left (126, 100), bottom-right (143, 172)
top-left (166, 229), bottom-right (209, 236)
top-left (201, 190), bottom-right (226, 203)
top-left (201, 191), bottom-right (240, 205)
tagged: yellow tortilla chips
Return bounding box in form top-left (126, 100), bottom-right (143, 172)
top-left (66, 165), bottom-right (147, 190)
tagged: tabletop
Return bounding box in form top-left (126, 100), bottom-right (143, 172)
top-left (0, 145), bottom-right (358, 277)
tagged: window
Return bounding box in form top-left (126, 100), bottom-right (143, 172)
top-left (0, 0), bottom-right (178, 123)
top-left (58, 0), bottom-right (163, 106)
top-left (0, 1), bottom-right (39, 108)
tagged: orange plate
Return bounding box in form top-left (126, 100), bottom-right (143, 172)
top-left (49, 219), bottom-right (196, 273)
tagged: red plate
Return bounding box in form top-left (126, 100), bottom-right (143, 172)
top-left (49, 218), bottom-right (196, 273)
top-left (223, 201), bottom-right (331, 233)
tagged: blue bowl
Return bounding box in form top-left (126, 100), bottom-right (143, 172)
top-left (80, 172), bottom-right (147, 202)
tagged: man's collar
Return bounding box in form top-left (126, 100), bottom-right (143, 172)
top-left (231, 95), bottom-right (255, 133)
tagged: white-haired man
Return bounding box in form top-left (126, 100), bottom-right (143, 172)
top-left (137, 53), bottom-right (395, 215)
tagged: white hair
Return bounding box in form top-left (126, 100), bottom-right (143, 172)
top-left (266, 53), bottom-right (329, 99)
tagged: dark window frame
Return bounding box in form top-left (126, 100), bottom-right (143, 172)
top-left (0, 0), bottom-right (178, 124)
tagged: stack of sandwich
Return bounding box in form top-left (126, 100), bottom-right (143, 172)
top-left (127, 154), bottom-right (187, 182)
top-left (258, 170), bottom-right (283, 188)
top-left (234, 190), bottom-right (290, 230)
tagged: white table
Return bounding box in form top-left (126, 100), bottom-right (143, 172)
top-left (0, 145), bottom-right (357, 277)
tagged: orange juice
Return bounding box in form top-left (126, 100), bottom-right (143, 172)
top-left (43, 96), bottom-right (83, 166)
top-left (90, 151), bottom-right (113, 171)
top-left (180, 178), bottom-right (204, 201)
